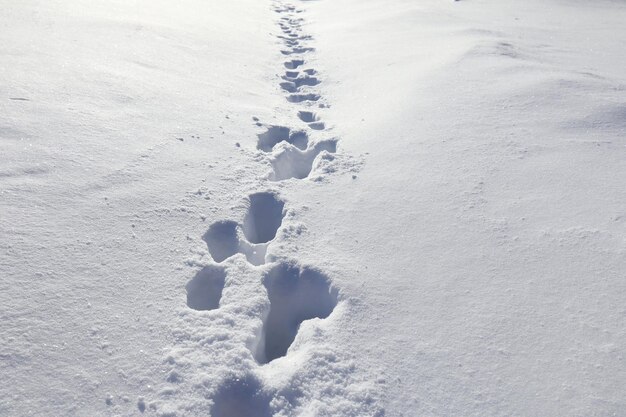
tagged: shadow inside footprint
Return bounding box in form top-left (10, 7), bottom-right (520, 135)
top-left (287, 93), bottom-right (320, 103)
top-left (281, 47), bottom-right (314, 55)
top-left (298, 110), bottom-right (325, 130)
top-left (297, 110), bottom-right (318, 123)
top-left (203, 221), bottom-right (239, 263)
top-left (186, 265), bottom-right (226, 311)
top-left (243, 192), bottom-right (285, 244)
top-left (257, 125), bottom-right (308, 152)
top-left (280, 81), bottom-right (298, 93)
top-left (255, 262), bottom-right (338, 364)
top-left (200, 194), bottom-right (286, 266)
top-left (211, 375), bottom-right (272, 417)
top-left (293, 76), bottom-right (320, 88)
top-left (284, 59), bottom-right (304, 69)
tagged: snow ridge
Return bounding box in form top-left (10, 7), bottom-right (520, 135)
top-left (154, 2), bottom-right (383, 416)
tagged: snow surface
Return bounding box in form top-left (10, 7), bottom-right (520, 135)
top-left (1, 0), bottom-right (625, 416)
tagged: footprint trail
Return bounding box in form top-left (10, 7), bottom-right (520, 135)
top-left (160, 1), bottom-right (381, 415)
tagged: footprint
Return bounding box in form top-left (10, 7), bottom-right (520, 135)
top-left (202, 193), bottom-right (285, 265)
top-left (270, 139), bottom-right (337, 181)
top-left (292, 76), bottom-right (320, 88)
top-left (211, 375), bottom-right (272, 417)
top-left (186, 265), bottom-right (226, 311)
top-left (280, 81), bottom-right (298, 93)
top-left (254, 262), bottom-right (338, 364)
top-left (283, 20), bottom-right (301, 28)
top-left (280, 33), bottom-right (311, 41)
top-left (297, 110), bottom-right (319, 123)
top-left (297, 111), bottom-right (326, 130)
top-left (283, 39), bottom-right (300, 47)
top-left (202, 221), bottom-right (266, 266)
top-left (243, 192), bottom-right (285, 244)
top-left (282, 73), bottom-right (320, 89)
top-left (291, 34), bottom-right (312, 41)
top-left (257, 125), bottom-right (308, 152)
top-left (203, 221), bottom-right (240, 263)
top-left (287, 93), bottom-right (320, 103)
top-left (284, 59), bottom-right (305, 69)
top-left (303, 68), bottom-right (316, 76)
top-left (281, 47), bottom-right (315, 56)
top-left (273, 5), bottom-right (296, 14)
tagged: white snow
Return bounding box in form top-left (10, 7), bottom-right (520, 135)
top-left (1, 0), bottom-right (625, 416)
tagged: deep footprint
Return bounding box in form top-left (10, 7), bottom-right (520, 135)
top-left (211, 375), bottom-right (272, 417)
top-left (186, 265), bottom-right (226, 311)
top-left (202, 220), bottom-right (267, 266)
top-left (282, 75), bottom-right (320, 90)
top-left (203, 220), bottom-right (240, 263)
top-left (270, 139), bottom-right (337, 181)
top-left (282, 73), bottom-right (319, 87)
top-left (284, 59), bottom-right (305, 69)
top-left (202, 193), bottom-right (285, 265)
top-left (297, 111), bottom-right (325, 130)
top-left (287, 93), bottom-right (320, 103)
top-left (281, 47), bottom-right (315, 56)
top-left (280, 81), bottom-right (298, 93)
top-left (257, 125), bottom-right (308, 152)
top-left (291, 76), bottom-right (320, 88)
top-left (254, 262), bottom-right (338, 364)
top-left (297, 110), bottom-right (319, 123)
top-left (243, 192), bottom-right (285, 244)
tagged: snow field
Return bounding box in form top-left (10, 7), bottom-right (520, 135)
top-left (2, 0), bottom-right (625, 415)
top-left (303, 0), bottom-right (626, 415)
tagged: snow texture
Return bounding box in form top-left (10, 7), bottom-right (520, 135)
top-left (1, 0), bottom-right (625, 416)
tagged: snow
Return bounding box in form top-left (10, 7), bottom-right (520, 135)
top-left (1, 0), bottom-right (625, 416)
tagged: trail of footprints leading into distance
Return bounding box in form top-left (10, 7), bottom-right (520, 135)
top-left (259, 3), bottom-right (338, 182)
top-left (182, 1), bottom-right (347, 414)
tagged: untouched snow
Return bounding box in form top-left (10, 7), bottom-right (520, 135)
top-left (1, 0), bottom-right (625, 416)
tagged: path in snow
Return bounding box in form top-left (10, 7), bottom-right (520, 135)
top-left (156, 2), bottom-right (383, 416)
